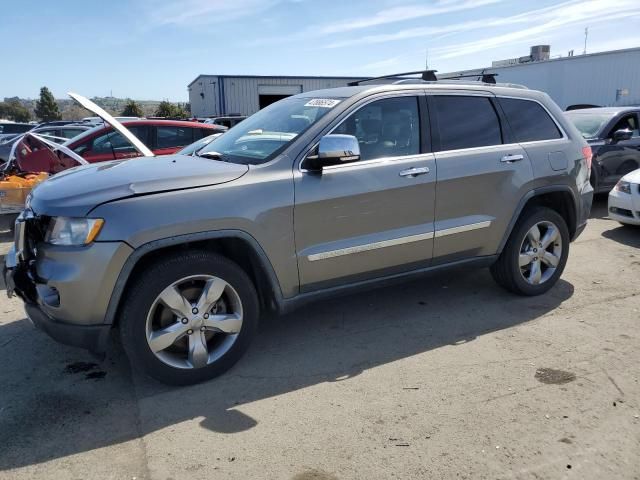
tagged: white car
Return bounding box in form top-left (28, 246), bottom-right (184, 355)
top-left (608, 168), bottom-right (640, 226)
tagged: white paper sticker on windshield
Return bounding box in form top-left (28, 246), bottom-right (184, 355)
top-left (304, 98), bottom-right (341, 108)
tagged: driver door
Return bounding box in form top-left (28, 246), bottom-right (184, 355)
top-left (293, 94), bottom-right (436, 292)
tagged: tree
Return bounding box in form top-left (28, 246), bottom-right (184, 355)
top-left (0, 99), bottom-right (31, 122)
top-left (121, 99), bottom-right (144, 117)
top-left (155, 100), bottom-right (187, 118)
top-left (34, 87), bottom-right (61, 121)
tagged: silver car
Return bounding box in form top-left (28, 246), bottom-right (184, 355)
top-left (5, 81), bottom-right (593, 385)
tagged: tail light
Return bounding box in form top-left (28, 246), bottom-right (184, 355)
top-left (582, 146), bottom-right (592, 171)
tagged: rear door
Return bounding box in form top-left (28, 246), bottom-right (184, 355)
top-left (294, 93), bottom-right (437, 291)
top-left (429, 92), bottom-right (533, 263)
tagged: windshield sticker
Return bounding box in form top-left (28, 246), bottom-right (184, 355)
top-left (304, 99), bottom-right (341, 108)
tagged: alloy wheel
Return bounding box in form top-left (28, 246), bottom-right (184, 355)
top-left (518, 221), bottom-right (562, 286)
top-left (145, 275), bottom-right (243, 369)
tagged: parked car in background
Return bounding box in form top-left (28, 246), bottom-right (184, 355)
top-left (565, 107), bottom-right (640, 193)
top-left (176, 133), bottom-right (223, 156)
top-left (16, 119), bottom-right (226, 173)
top-left (0, 124), bottom-right (91, 162)
top-left (5, 80), bottom-right (593, 385)
top-left (204, 115), bottom-right (247, 129)
top-left (608, 168), bottom-right (640, 226)
top-left (0, 122), bottom-right (33, 135)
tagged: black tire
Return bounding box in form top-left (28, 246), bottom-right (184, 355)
top-left (119, 250), bottom-right (259, 385)
top-left (490, 207), bottom-right (570, 296)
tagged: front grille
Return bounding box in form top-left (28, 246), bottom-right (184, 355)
top-left (16, 211), bottom-right (50, 262)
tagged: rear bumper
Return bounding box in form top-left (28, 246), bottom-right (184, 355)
top-left (573, 188), bottom-right (594, 241)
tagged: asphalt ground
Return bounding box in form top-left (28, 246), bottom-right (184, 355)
top-left (0, 196), bottom-right (638, 480)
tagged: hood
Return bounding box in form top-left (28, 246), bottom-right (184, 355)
top-left (29, 154), bottom-right (248, 217)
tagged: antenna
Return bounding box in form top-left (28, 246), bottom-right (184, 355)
top-left (583, 27), bottom-right (588, 55)
top-left (425, 48), bottom-right (429, 69)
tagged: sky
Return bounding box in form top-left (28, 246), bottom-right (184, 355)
top-left (2, 0), bottom-right (640, 101)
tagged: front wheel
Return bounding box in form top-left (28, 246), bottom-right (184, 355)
top-left (120, 251), bottom-right (259, 385)
top-left (491, 207), bottom-right (570, 296)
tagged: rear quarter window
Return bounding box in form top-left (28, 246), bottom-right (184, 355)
top-left (498, 98), bottom-right (562, 142)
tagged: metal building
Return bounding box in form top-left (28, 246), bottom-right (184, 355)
top-left (188, 75), bottom-right (364, 118)
top-left (440, 46), bottom-right (640, 110)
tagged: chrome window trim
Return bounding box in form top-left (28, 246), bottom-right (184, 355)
top-left (307, 220), bottom-right (492, 261)
top-left (301, 152), bottom-right (434, 174)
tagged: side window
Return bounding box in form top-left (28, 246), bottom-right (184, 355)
top-left (610, 114), bottom-right (639, 137)
top-left (91, 131), bottom-right (129, 154)
top-left (433, 96), bottom-right (502, 151)
top-left (156, 126), bottom-right (194, 149)
top-left (334, 96), bottom-right (420, 161)
top-left (59, 128), bottom-right (86, 139)
top-left (498, 98), bottom-right (562, 142)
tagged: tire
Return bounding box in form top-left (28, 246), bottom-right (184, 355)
top-left (490, 207), bottom-right (570, 296)
top-left (120, 250), bottom-right (259, 385)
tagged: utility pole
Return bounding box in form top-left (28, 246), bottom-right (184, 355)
top-left (583, 27), bottom-right (588, 55)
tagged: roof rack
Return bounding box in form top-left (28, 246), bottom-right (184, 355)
top-left (348, 70), bottom-right (438, 86)
top-left (348, 68), bottom-right (505, 86)
top-left (440, 70), bottom-right (498, 84)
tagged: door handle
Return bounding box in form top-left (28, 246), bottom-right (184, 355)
top-left (501, 154), bottom-right (524, 163)
top-left (399, 166), bottom-right (430, 177)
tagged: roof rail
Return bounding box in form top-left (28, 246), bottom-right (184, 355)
top-left (348, 69), bottom-right (438, 86)
top-left (440, 70), bottom-right (498, 84)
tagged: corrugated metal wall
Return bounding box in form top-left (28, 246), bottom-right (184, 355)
top-left (189, 76), bottom-right (362, 117)
top-left (443, 48), bottom-right (640, 109)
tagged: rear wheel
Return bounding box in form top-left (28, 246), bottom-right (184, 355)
top-left (491, 207), bottom-right (569, 296)
top-left (120, 251), bottom-right (259, 385)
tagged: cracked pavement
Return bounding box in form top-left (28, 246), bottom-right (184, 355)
top-left (0, 196), bottom-right (639, 480)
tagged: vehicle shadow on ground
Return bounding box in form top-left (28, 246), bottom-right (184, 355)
top-left (601, 225), bottom-right (640, 248)
top-left (0, 267), bottom-right (574, 470)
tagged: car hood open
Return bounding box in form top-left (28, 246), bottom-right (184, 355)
top-left (28, 154), bottom-right (249, 217)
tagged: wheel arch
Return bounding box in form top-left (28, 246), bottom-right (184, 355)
top-left (104, 230), bottom-right (285, 326)
top-left (498, 186), bottom-right (578, 254)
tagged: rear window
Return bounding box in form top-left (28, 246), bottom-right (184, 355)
top-left (433, 96), bottom-right (502, 151)
top-left (499, 98), bottom-right (562, 142)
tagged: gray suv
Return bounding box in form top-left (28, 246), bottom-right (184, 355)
top-left (5, 82), bottom-right (593, 385)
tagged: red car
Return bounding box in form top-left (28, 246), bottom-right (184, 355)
top-left (15, 120), bottom-right (225, 174)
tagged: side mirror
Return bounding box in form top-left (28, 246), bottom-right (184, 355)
top-left (305, 134), bottom-right (360, 171)
top-left (611, 129), bottom-right (633, 143)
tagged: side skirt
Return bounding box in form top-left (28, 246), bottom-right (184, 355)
top-left (279, 255), bottom-right (498, 315)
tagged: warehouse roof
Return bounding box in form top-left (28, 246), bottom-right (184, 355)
top-left (188, 74), bottom-right (366, 88)
top-left (441, 46), bottom-right (640, 77)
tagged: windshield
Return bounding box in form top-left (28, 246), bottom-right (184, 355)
top-left (565, 112), bottom-right (612, 139)
top-left (198, 96), bottom-right (343, 164)
top-left (177, 134), bottom-right (219, 156)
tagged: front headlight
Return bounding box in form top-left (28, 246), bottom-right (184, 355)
top-left (45, 217), bottom-right (104, 245)
top-left (614, 180), bottom-right (631, 194)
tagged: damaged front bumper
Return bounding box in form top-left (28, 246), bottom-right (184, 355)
top-left (4, 211), bottom-right (132, 354)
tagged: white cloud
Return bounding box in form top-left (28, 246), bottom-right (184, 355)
top-left (144, 0), bottom-right (289, 26)
top-left (325, 0), bottom-right (640, 49)
top-left (317, 0), bottom-right (502, 34)
top-left (430, 1), bottom-right (640, 60)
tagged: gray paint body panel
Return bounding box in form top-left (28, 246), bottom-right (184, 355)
top-left (14, 82), bottom-right (593, 336)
